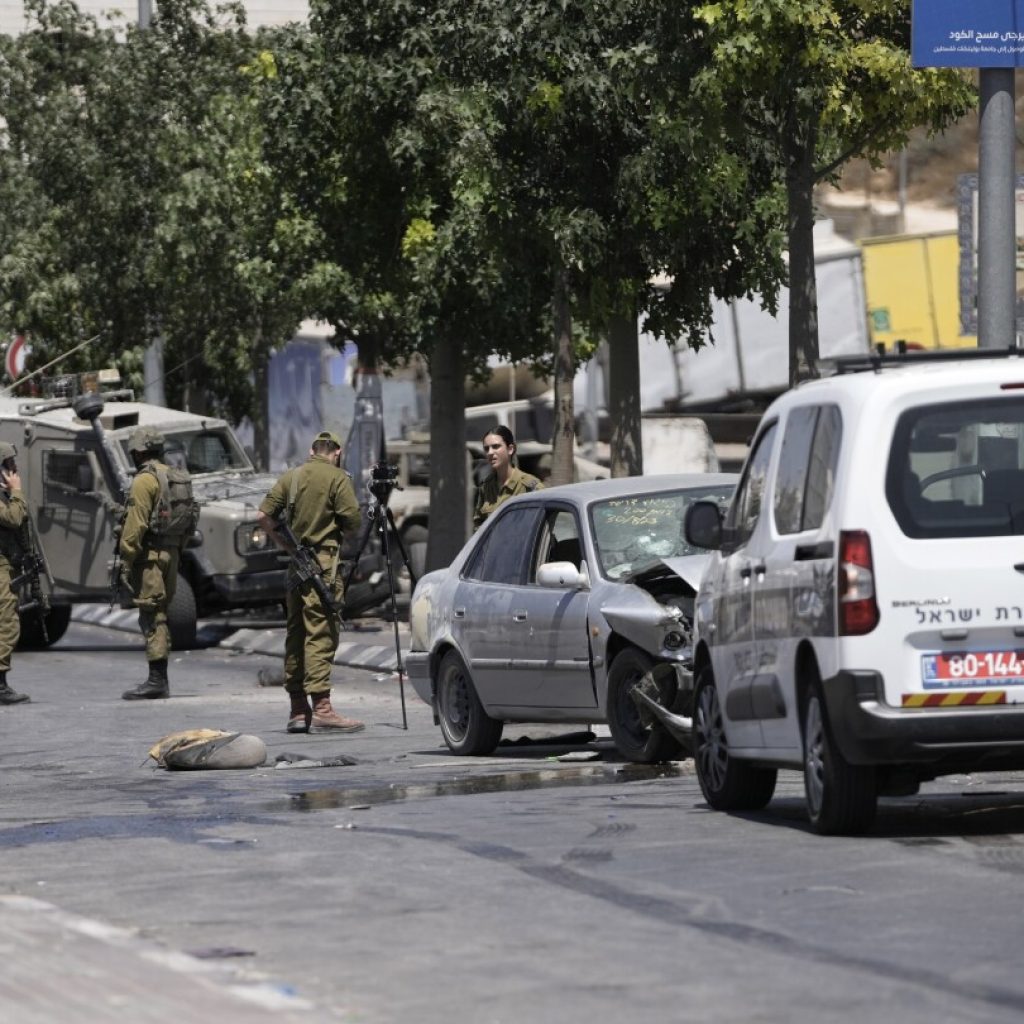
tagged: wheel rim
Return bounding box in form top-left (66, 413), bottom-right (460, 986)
top-left (618, 667), bottom-right (651, 743)
top-left (804, 695), bottom-right (825, 815)
top-left (440, 663), bottom-right (471, 741)
top-left (695, 681), bottom-right (729, 793)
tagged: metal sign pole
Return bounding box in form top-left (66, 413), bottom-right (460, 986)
top-left (977, 67), bottom-right (1017, 349)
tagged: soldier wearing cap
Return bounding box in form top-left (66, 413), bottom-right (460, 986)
top-left (119, 426), bottom-right (188, 700)
top-left (257, 430), bottom-right (364, 733)
top-left (0, 442), bottom-right (30, 704)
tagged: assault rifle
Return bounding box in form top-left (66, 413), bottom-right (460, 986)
top-left (272, 516), bottom-right (343, 617)
top-left (13, 516), bottom-right (52, 644)
top-left (108, 507), bottom-right (127, 610)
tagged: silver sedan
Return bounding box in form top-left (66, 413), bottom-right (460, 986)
top-left (406, 474), bottom-right (737, 761)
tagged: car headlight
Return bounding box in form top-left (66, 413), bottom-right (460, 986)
top-left (235, 522), bottom-right (272, 556)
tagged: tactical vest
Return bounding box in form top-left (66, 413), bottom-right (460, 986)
top-left (141, 462), bottom-right (199, 541)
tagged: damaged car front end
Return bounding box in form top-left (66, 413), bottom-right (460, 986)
top-left (406, 474), bottom-right (736, 762)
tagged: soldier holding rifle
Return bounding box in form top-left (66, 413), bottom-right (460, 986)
top-left (257, 430), bottom-right (364, 734)
top-left (0, 443), bottom-right (30, 705)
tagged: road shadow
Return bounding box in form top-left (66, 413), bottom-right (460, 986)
top-left (722, 790), bottom-right (1024, 839)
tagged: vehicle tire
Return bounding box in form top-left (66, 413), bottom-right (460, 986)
top-left (17, 604), bottom-right (72, 649)
top-left (436, 649), bottom-right (503, 755)
top-left (606, 648), bottom-right (682, 762)
top-left (692, 666), bottom-right (777, 811)
top-left (168, 575), bottom-right (198, 651)
top-left (401, 524), bottom-right (428, 582)
top-left (803, 682), bottom-right (877, 835)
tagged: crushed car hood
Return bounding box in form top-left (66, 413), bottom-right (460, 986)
top-left (623, 554), bottom-right (710, 593)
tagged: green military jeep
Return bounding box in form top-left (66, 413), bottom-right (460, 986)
top-left (0, 373), bottom-right (289, 649)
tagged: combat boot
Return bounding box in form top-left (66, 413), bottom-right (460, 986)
top-left (122, 658), bottom-right (169, 700)
top-left (287, 691), bottom-right (312, 733)
top-left (0, 671), bottom-right (30, 705)
top-left (310, 692), bottom-right (365, 733)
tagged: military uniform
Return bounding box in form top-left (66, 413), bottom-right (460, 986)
top-left (120, 428), bottom-right (190, 700)
top-left (258, 431), bottom-right (362, 732)
top-left (0, 443), bottom-right (29, 703)
top-left (473, 465), bottom-right (544, 529)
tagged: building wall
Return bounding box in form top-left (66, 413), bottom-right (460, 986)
top-left (0, 0), bottom-right (309, 36)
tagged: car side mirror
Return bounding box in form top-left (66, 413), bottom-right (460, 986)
top-left (684, 501), bottom-right (724, 551)
top-left (537, 561), bottom-right (588, 590)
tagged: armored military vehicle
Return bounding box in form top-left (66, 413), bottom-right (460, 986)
top-left (0, 371), bottom-right (289, 649)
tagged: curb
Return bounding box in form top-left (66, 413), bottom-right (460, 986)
top-left (70, 606), bottom-right (409, 673)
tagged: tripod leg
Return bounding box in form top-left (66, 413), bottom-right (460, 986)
top-left (384, 506), bottom-right (417, 589)
top-left (377, 512), bottom-right (408, 730)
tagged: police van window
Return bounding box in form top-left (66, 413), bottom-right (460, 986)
top-left (887, 397), bottom-right (1024, 538)
top-left (533, 509), bottom-right (582, 579)
top-left (726, 421), bottom-right (778, 546)
top-left (773, 407), bottom-right (818, 535)
top-left (803, 405), bottom-right (842, 530)
top-left (464, 506), bottom-right (543, 584)
top-left (773, 405), bottom-right (842, 535)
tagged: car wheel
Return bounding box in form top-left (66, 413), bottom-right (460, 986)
top-left (437, 650), bottom-right (503, 755)
top-left (606, 648), bottom-right (682, 763)
top-left (803, 683), bottom-right (877, 835)
top-left (693, 666), bottom-right (777, 811)
top-left (167, 575), bottom-right (198, 651)
top-left (17, 604), bottom-right (72, 649)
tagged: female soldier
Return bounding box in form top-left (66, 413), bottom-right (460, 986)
top-left (472, 425), bottom-right (543, 529)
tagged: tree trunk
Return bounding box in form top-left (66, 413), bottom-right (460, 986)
top-left (549, 260), bottom-right (575, 487)
top-left (607, 309), bottom-right (642, 477)
top-left (252, 330), bottom-right (269, 471)
top-left (785, 128), bottom-right (820, 387)
top-left (426, 332), bottom-right (467, 570)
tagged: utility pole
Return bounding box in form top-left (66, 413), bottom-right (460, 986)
top-left (138, 0), bottom-right (166, 404)
top-left (977, 68), bottom-right (1017, 350)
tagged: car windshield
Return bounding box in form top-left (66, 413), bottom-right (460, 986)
top-left (119, 427), bottom-right (251, 475)
top-left (590, 484), bottom-right (734, 580)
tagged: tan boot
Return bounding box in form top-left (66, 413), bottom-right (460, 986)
top-left (287, 691), bottom-right (312, 734)
top-left (310, 692), bottom-right (365, 734)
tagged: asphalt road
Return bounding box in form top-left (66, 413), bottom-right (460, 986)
top-left (3, 621), bottom-right (1024, 1023)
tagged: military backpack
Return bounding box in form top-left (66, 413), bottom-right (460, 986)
top-left (142, 462), bottom-right (200, 541)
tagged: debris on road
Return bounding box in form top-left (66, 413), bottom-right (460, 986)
top-left (148, 729), bottom-right (268, 770)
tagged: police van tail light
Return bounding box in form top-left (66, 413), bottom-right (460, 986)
top-left (839, 530), bottom-right (878, 635)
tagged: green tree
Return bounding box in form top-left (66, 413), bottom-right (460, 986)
top-left (263, 0), bottom-right (554, 565)
top-left (694, 0), bottom-right (974, 384)
top-left (0, 0), bottom-right (317, 460)
top-left (428, 0), bottom-right (787, 479)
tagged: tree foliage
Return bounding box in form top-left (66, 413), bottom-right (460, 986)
top-left (693, 0), bottom-right (974, 383)
top-left (0, 0), bottom-right (316, 439)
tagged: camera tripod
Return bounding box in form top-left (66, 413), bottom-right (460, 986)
top-left (343, 487), bottom-right (417, 730)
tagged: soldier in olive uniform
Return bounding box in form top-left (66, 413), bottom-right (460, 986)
top-left (0, 443), bottom-right (30, 704)
top-left (257, 430), bottom-right (364, 733)
top-left (472, 425), bottom-right (543, 530)
top-left (120, 427), bottom-right (187, 700)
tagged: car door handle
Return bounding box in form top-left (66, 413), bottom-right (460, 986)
top-left (512, 609), bottom-right (528, 622)
top-left (453, 607), bottom-right (466, 619)
top-left (796, 541), bottom-right (834, 561)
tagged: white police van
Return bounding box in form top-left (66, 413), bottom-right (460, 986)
top-left (684, 346), bottom-right (1024, 834)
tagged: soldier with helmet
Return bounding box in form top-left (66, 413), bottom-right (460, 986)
top-left (257, 429), bottom-right (364, 733)
top-left (0, 442), bottom-right (30, 704)
top-left (119, 426), bottom-right (197, 700)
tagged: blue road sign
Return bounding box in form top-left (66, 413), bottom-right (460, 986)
top-left (913, 0), bottom-right (1024, 67)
